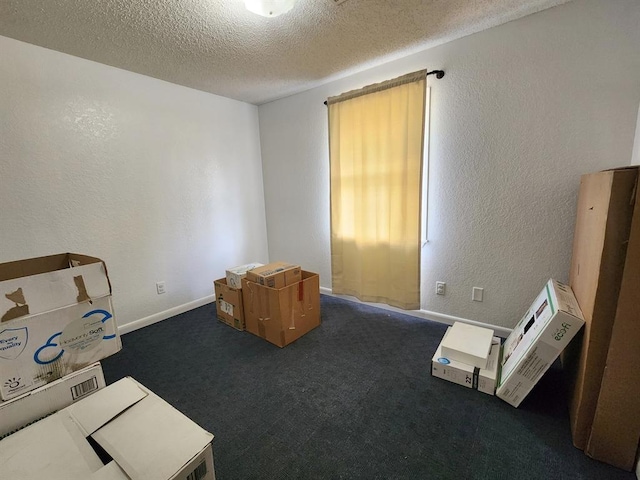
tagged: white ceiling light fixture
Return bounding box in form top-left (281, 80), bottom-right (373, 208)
top-left (245, 0), bottom-right (296, 17)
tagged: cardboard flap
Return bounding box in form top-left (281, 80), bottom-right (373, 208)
top-left (67, 377), bottom-right (148, 436)
top-left (91, 379), bottom-right (213, 480)
top-left (90, 462), bottom-right (131, 480)
top-left (0, 412), bottom-right (102, 479)
top-left (0, 261), bottom-right (111, 321)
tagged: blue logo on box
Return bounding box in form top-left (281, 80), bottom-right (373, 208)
top-left (33, 309), bottom-right (115, 365)
top-left (437, 357), bottom-right (450, 365)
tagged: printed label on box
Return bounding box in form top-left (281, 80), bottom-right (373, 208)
top-left (0, 327), bottom-right (28, 360)
top-left (220, 300), bottom-right (233, 316)
top-left (60, 315), bottom-right (106, 353)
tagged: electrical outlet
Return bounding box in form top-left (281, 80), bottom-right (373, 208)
top-left (436, 282), bottom-right (446, 296)
top-left (472, 287), bottom-right (483, 302)
top-left (156, 281), bottom-right (166, 295)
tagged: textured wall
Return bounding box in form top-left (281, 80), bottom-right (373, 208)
top-left (632, 104), bottom-right (640, 166)
top-left (0, 36), bottom-right (269, 328)
top-left (258, 0), bottom-right (640, 328)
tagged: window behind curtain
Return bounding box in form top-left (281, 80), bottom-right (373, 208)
top-left (327, 70), bottom-right (427, 310)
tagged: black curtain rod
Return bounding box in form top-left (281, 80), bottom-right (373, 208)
top-left (323, 69), bottom-right (445, 105)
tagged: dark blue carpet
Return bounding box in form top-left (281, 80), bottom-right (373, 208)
top-left (101, 295), bottom-right (634, 480)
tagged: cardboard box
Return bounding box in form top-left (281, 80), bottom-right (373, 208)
top-left (431, 327), bottom-right (501, 395)
top-left (0, 362), bottom-right (105, 439)
top-left (213, 278), bottom-right (245, 331)
top-left (0, 377), bottom-right (215, 480)
top-left (242, 270), bottom-right (320, 348)
top-left (563, 166), bottom-right (640, 470)
top-left (496, 279), bottom-right (585, 408)
top-left (225, 263), bottom-right (264, 289)
top-left (439, 322), bottom-right (494, 369)
top-left (245, 262), bottom-right (302, 289)
top-left (0, 253), bottom-right (121, 400)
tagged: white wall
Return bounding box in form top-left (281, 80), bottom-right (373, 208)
top-left (0, 36), bottom-right (269, 329)
top-left (631, 102), bottom-right (640, 166)
top-left (258, 0), bottom-right (640, 329)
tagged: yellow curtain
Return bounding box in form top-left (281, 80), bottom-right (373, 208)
top-left (328, 70), bottom-right (427, 310)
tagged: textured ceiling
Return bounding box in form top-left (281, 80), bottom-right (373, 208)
top-left (0, 0), bottom-right (571, 105)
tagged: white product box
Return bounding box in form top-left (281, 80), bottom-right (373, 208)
top-left (497, 279), bottom-right (585, 407)
top-left (0, 377), bottom-right (216, 480)
top-left (225, 262), bottom-right (264, 289)
top-left (0, 253), bottom-right (121, 400)
top-left (440, 321), bottom-right (495, 369)
top-left (0, 362), bottom-right (105, 439)
top-left (432, 327), bottom-right (501, 395)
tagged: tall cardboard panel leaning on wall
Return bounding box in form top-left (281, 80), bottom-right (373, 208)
top-left (584, 178), bottom-right (640, 471)
top-left (562, 168), bottom-right (638, 451)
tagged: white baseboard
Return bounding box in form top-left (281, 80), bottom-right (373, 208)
top-left (118, 289), bottom-right (513, 339)
top-left (320, 287), bottom-right (513, 338)
top-left (118, 295), bottom-right (216, 335)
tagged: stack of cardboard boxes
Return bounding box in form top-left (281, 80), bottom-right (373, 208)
top-left (0, 253), bottom-right (216, 480)
top-left (431, 322), bottom-right (501, 395)
top-left (214, 261), bottom-right (321, 348)
top-left (432, 280), bottom-right (585, 408)
top-left (0, 253), bottom-right (121, 436)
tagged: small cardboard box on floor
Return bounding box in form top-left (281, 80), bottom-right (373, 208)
top-left (0, 376), bottom-right (215, 480)
top-left (214, 278), bottom-right (245, 331)
top-left (0, 253), bottom-right (121, 400)
top-left (242, 270), bottom-right (320, 348)
top-left (432, 326), bottom-right (501, 395)
top-left (0, 362), bottom-right (105, 439)
top-left (496, 279), bottom-right (585, 408)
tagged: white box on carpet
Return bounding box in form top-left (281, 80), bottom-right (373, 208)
top-left (497, 279), bottom-right (585, 407)
top-left (432, 327), bottom-right (501, 395)
top-left (439, 321), bottom-right (495, 369)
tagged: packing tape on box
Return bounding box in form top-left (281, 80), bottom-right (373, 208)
top-left (289, 287), bottom-right (296, 330)
top-left (259, 288), bottom-right (270, 322)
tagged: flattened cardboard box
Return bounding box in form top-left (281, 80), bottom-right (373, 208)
top-left (225, 263), bottom-right (264, 290)
top-left (497, 279), bottom-right (584, 408)
top-left (0, 376), bottom-right (215, 480)
top-left (563, 166), bottom-right (640, 470)
top-left (213, 278), bottom-right (245, 331)
top-left (242, 271), bottom-right (320, 348)
top-left (245, 262), bottom-right (302, 289)
top-left (0, 362), bottom-right (105, 439)
top-left (584, 167), bottom-right (640, 470)
top-left (0, 253), bottom-right (121, 400)
top-left (432, 327), bottom-right (501, 395)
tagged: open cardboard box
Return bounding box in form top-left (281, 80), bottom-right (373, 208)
top-left (0, 377), bottom-right (215, 480)
top-left (242, 270), bottom-right (320, 348)
top-left (0, 253), bottom-right (121, 400)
